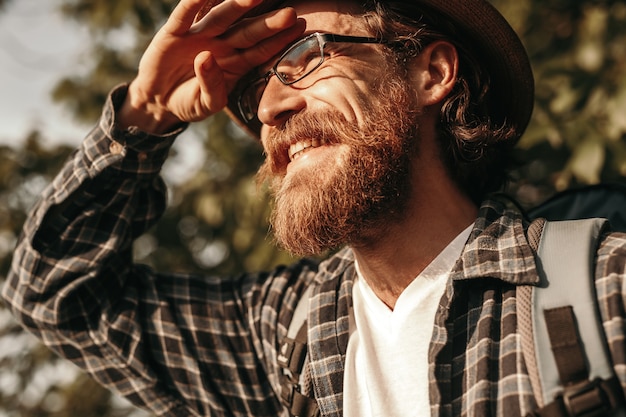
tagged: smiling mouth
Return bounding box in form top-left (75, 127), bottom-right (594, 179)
top-left (288, 140), bottom-right (322, 161)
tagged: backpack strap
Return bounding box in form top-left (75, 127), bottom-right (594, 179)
top-left (522, 218), bottom-right (626, 417)
top-left (277, 285), bottom-right (320, 417)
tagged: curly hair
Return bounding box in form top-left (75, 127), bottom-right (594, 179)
top-left (360, 1), bottom-right (520, 204)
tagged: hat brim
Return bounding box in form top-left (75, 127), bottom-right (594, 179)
top-left (224, 0), bottom-right (534, 141)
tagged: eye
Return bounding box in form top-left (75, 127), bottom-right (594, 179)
top-left (276, 37), bottom-right (323, 83)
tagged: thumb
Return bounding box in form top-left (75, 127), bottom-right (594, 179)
top-left (194, 51), bottom-right (228, 115)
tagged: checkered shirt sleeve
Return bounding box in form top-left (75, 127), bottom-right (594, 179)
top-left (1, 85), bottom-right (319, 417)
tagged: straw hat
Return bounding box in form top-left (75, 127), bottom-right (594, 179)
top-left (224, 0), bottom-right (534, 140)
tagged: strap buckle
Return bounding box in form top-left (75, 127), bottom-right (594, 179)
top-left (278, 337), bottom-right (308, 377)
top-left (278, 339), bottom-right (295, 369)
top-left (561, 378), bottom-right (611, 417)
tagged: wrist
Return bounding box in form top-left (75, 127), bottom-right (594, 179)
top-left (117, 82), bottom-right (182, 135)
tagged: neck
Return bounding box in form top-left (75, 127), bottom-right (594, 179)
top-left (351, 151), bottom-right (478, 310)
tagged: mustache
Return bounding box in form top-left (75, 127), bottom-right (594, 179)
top-left (262, 111), bottom-right (359, 174)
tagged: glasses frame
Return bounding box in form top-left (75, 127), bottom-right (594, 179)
top-left (236, 32), bottom-right (389, 123)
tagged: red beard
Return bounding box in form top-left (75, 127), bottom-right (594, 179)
top-left (257, 74), bottom-right (420, 256)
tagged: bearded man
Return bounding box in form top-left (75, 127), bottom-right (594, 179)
top-left (4, 0), bottom-right (626, 416)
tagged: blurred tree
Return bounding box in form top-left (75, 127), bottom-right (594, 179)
top-left (493, 0), bottom-right (626, 205)
top-left (0, 0), bottom-right (625, 416)
top-left (0, 134), bottom-right (150, 416)
top-left (2, 0), bottom-right (294, 414)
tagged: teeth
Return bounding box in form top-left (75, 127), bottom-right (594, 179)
top-left (288, 140), bottom-right (321, 161)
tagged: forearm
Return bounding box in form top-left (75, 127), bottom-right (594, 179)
top-left (117, 80), bottom-right (186, 135)
top-left (0, 84), bottom-right (197, 413)
top-left (0, 85), bottom-right (305, 416)
top-left (2, 84), bottom-right (183, 332)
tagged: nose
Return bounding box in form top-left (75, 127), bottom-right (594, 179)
top-left (257, 76), bottom-right (306, 127)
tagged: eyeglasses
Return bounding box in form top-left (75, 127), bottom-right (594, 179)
top-left (236, 32), bottom-right (389, 123)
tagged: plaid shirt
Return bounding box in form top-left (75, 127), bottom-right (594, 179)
top-left (3, 85), bottom-right (626, 417)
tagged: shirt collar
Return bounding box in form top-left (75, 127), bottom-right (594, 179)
top-left (316, 197), bottom-right (541, 288)
top-left (450, 198), bottom-right (541, 285)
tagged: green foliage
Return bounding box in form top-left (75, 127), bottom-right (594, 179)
top-left (0, 134), bottom-right (145, 416)
top-left (1, 0), bottom-right (625, 416)
top-left (60, 0), bottom-right (176, 34)
top-left (494, 0), bottom-right (626, 205)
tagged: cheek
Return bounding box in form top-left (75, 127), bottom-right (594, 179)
top-left (307, 75), bottom-right (378, 125)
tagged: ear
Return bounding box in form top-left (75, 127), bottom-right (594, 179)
top-left (411, 40), bottom-right (458, 107)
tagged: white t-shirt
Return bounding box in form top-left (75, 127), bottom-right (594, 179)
top-left (343, 224), bottom-right (473, 417)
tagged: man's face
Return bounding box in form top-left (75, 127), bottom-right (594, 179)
top-left (254, 0), bottom-right (422, 255)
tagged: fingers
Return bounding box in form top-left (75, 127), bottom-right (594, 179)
top-left (237, 18), bottom-right (306, 69)
top-left (191, 5), bottom-right (305, 81)
top-left (166, 0), bottom-right (261, 36)
top-left (167, 0), bottom-right (305, 68)
top-left (145, 0), bottom-right (306, 122)
top-left (167, 0), bottom-right (210, 36)
top-left (194, 51), bottom-right (228, 115)
top-left (188, 0), bottom-right (263, 35)
top-left (222, 7), bottom-right (301, 48)
top-left (193, 0), bottom-right (223, 24)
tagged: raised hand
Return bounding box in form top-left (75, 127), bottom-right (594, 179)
top-left (118, 0), bottom-right (305, 134)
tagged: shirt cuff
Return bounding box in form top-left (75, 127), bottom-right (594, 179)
top-left (86, 84), bottom-right (188, 177)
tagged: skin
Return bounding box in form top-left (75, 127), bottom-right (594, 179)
top-left (119, 0), bottom-right (478, 309)
top-left (118, 0), bottom-right (307, 132)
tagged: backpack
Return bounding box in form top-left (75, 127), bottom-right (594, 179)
top-left (520, 217), bottom-right (626, 417)
top-left (278, 184), bottom-right (626, 417)
top-left (521, 183), bottom-right (626, 417)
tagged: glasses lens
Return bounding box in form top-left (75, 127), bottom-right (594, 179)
top-left (276, 35), bottom-right (324, 84)
top-left (238, 77), bottom-right (266, 122)
top-left (237, 34), bottom-right (325, 122)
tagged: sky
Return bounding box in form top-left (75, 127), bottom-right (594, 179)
top-left (0, 0), bottom-right (91, 147)
top-left (0, 0), bottom-right (207, 183)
